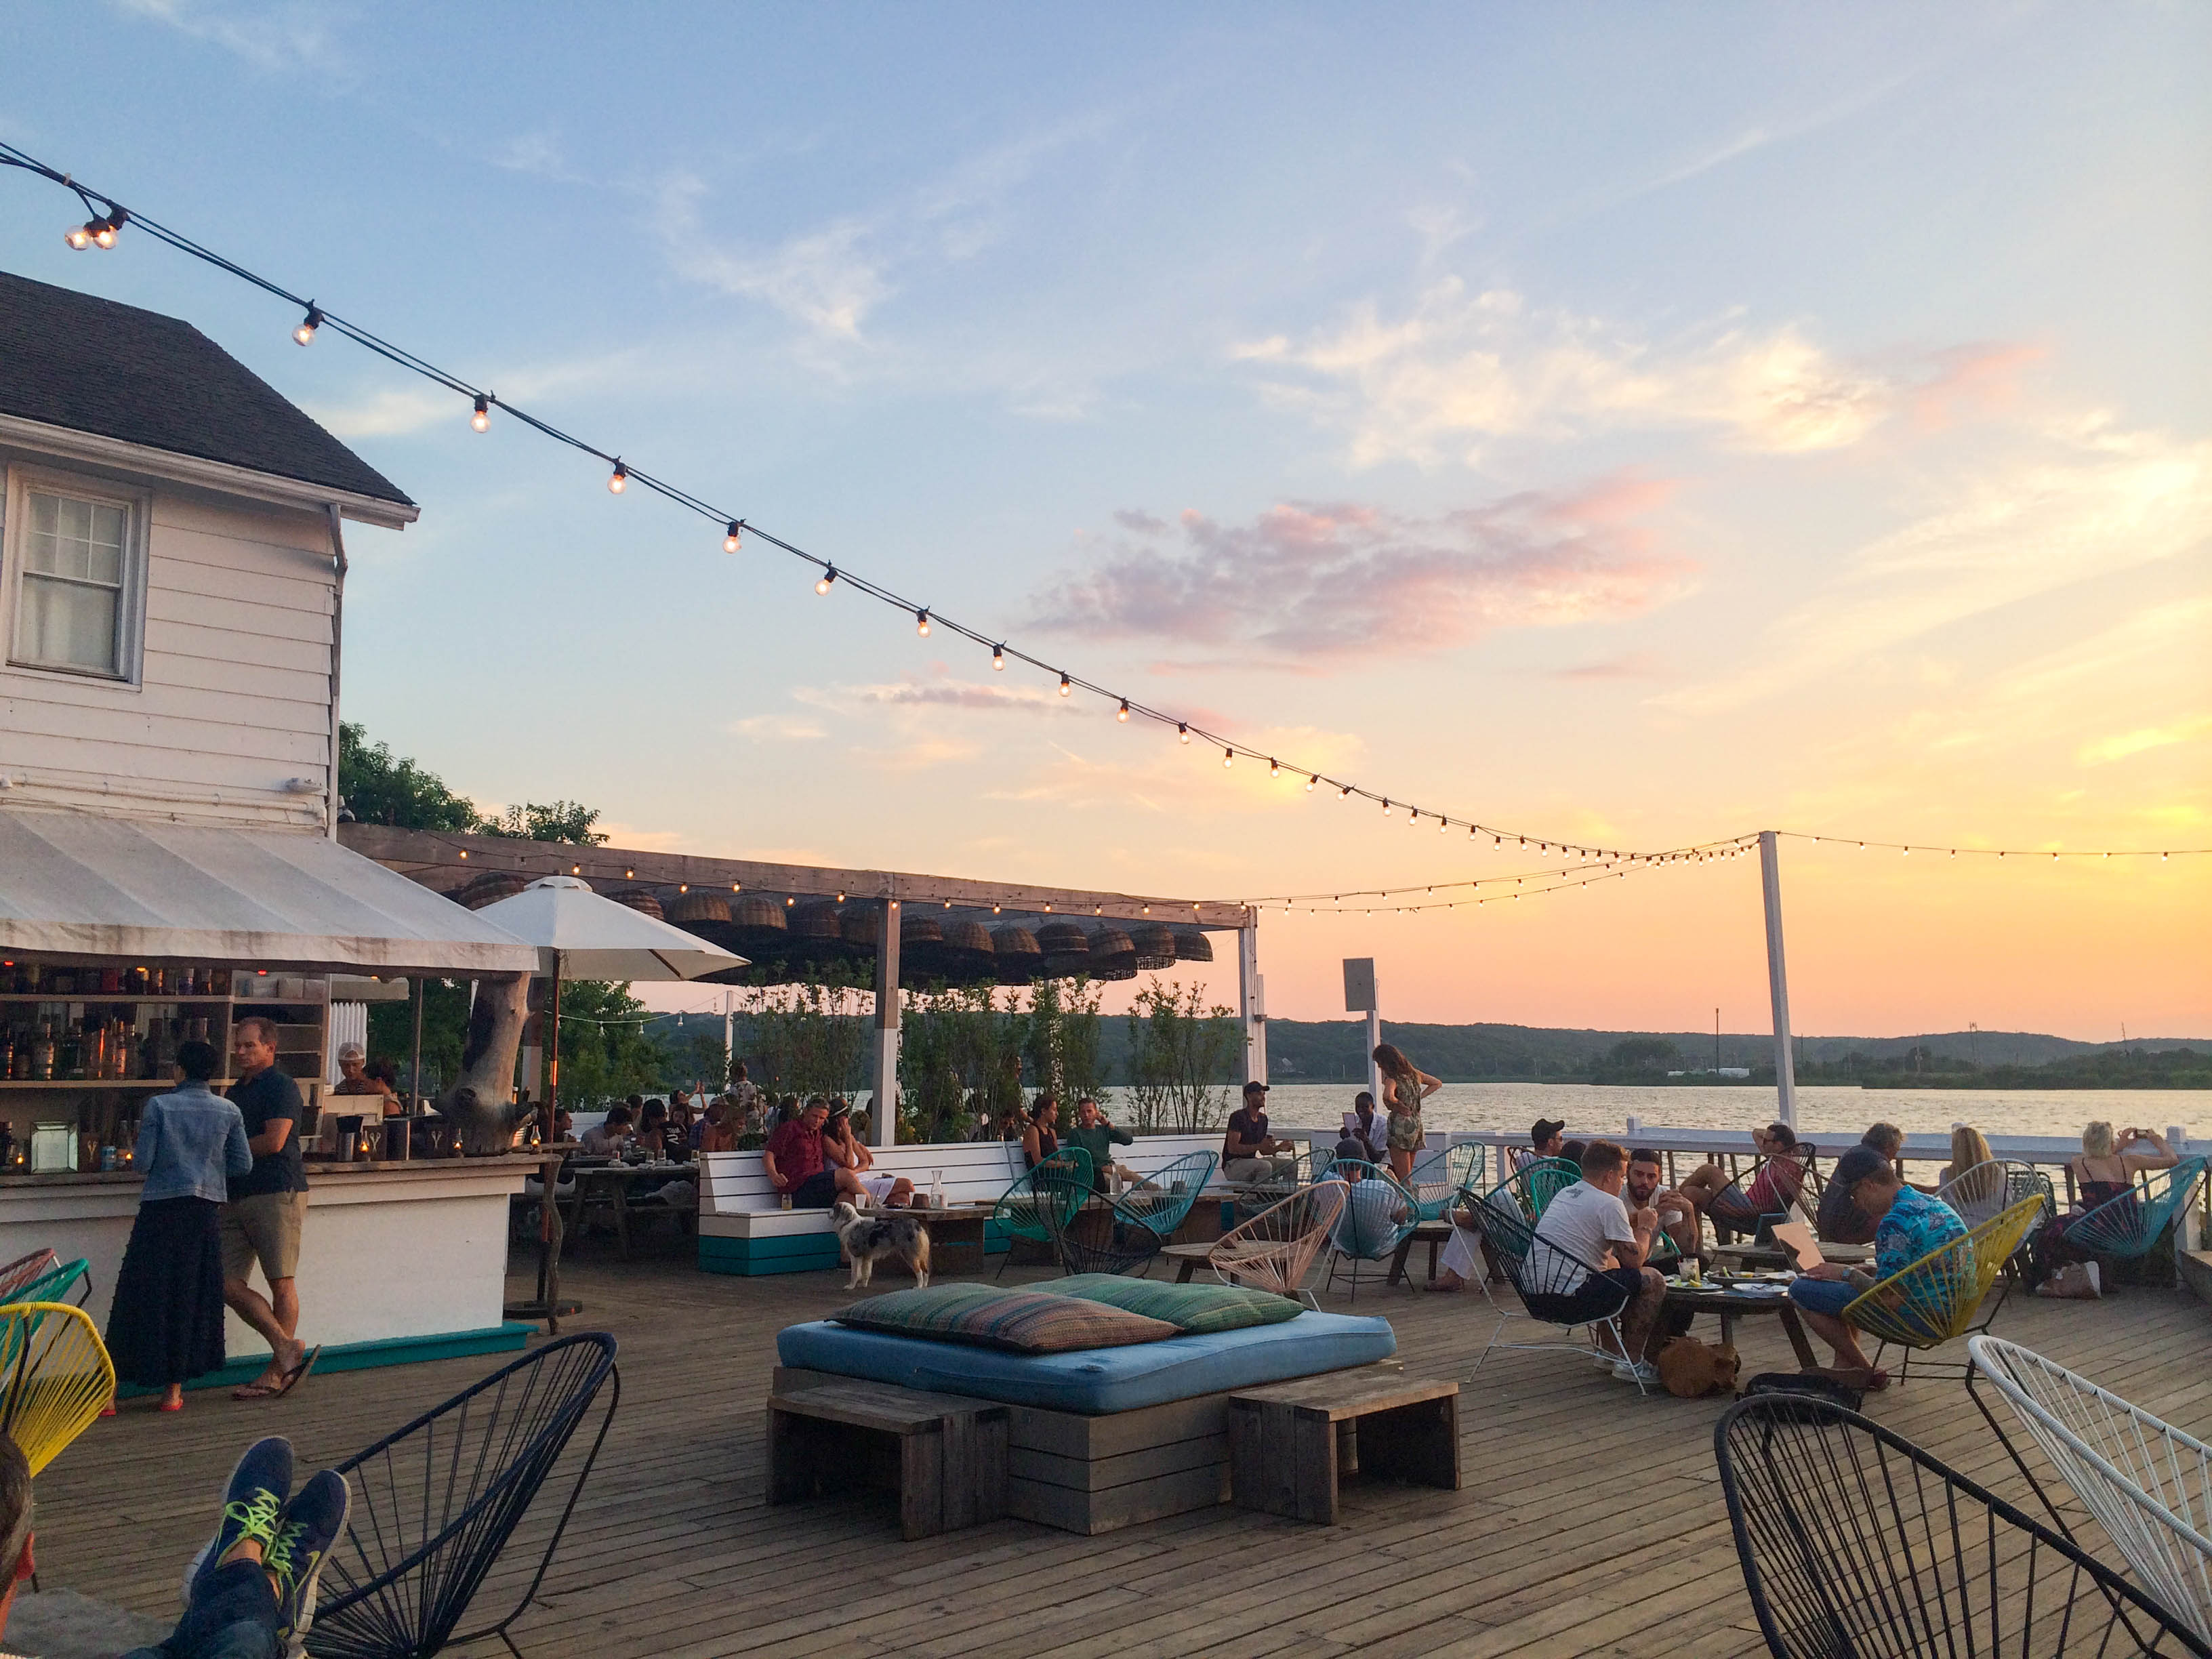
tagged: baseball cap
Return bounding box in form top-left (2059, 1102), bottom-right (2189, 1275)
top-left (1531, 1118), bottom-right (1567, 1144)
top-left (1243, 1080), bottom-right (1271, 1097)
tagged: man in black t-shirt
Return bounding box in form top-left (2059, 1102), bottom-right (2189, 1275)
top-left (1222, 1082), bottom-right (1296, 1184)
top-left (221, 1015), bottom-right (314, 1399)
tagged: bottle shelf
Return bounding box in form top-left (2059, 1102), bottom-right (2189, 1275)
top-left (0, 994), bottom-right (237, 1005)
top-left (0, 1078), bottom-right (179, 1090)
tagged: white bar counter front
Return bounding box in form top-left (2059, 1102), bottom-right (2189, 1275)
top-left (0, 1154), bottom-right (536, 1376)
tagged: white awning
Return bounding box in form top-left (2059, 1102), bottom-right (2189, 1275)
top-left (0, 807), bottom-right (537, 975)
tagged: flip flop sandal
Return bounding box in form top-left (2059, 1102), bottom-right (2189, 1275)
top-left (274, 1346), bottom-right (322, 1398)
top-left (232, 1380), bottom-right (283, 1401)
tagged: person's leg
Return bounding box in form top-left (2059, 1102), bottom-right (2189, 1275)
top-left (1787, 1279), bottom-right (1883, 1376)
top-left (1626, 1268), bottom-right (1669, 1361)
top-left (886, 1177), bottom-right (916, 1206)
top-left (1429, 1219), bottom-right (1480, 1290)
top-left (1675, 1165), bottom-right (1727, 1213)
top-left (830, 1166), bottom-right (870, 1202)
top-left (221, 1201), bottom-right (304, 1393)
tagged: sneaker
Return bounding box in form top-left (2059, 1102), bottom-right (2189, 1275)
top-left (193, 1436), bottom-right (293, 1597)
top-left (266, 1469), bottom-right (350, 1645)
top-left (1593, 1350), bottom-right (1622, 1372)
top-left (1612, 1359), bottom-right (1660, 1387)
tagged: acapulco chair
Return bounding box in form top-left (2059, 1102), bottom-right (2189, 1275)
top-left (1715, 1393), bottom-right (2209, 1658)
top-left (0, 1301), bottom-right (113, 1475)
top-left (0, 1250), bottom-right (59, 1305)
top-left (1209, 1180), bottom-right (1347, 1306)
top-left (989, 1148), bottom-right (1092, 1278)
top-left (1968, 1334), bottom-right (2212, 1645)
top-left (1405, 1141), bottom-right (1483, 1224)
top-left (307, 1332), bottom-right (619, 1659)
top-left (1321, 1160), bottom-right (1420, 1304)
top-left (1840, 1193), bottom-right (2044, 1383)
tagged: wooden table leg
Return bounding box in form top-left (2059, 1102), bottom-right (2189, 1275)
top-left (1387, 1237), bottom-right (1416, 1287)
top-left (1426, 1237), bottom-right (1441, 1282)
top-left (1176, 1257), bottom-right (1197, 1284)
top-left (1779, 1303), bottom-right (1820, 1369)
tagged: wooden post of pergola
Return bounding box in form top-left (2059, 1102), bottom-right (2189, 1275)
top-left (872, 897), bottom-right (900, 1147)
top-left (1237, 922), bottom-right (1267, 1086)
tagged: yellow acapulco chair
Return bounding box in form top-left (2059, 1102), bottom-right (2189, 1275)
top-left (0, 1301), bottom-right (115, 1475)
top-left (1841, 1193), bottom-right (2045, 1385)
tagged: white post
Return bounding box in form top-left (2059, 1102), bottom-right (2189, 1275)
top-left (872, 899), bottom-right (900, 1147)
top-left (1237, 924), bottom-right (1267, 1085)
top-left (1366, 1010), bottom-right (1382, 1104)
top-left (1759, 830), bottom-right (1798, 1131)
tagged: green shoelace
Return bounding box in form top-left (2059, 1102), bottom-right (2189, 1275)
top-left (263, 1516), bottom-right (323, 1609)
top-left (219, 1490), bottom-right (283, 1555)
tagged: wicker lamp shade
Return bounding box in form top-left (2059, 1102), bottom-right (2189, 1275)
top-left (788, 900), bottom-right (844, 943)
top-left (453, 870), bottom-right (529, 910)
top-left (605, 886), bottom-right (665, 920)
top-left (1036, 920), bottom-right (1090, 978)
top-left (667, 892), bottom-right (733, 927)
top-left (1172, 928), bottom-right (1214, 962)
top-left (1130, 924), bottom-right (1177, 970)
top-left (991, 924), bottom-right (1044, 985)
top-left (1086, 926), bottom-right (1138, 981)
top-left (898, 912), bottom-right (945, 949)
top-left (728, 896), bottom-right (790, 937)
top-left (839, 905), bottom-right (882, 951)
top-left (939, 920), bottom-right (998, 982)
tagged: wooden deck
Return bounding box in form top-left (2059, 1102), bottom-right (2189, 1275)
top-left (30, 1242), bottom-right (2212, 1658)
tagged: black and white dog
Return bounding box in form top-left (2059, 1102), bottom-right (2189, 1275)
top-left (831, 1201), bottom-right (931, 1290)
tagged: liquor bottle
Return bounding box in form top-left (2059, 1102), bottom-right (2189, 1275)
top-left (32, 1021), bottom-right (56, 1082)
top-left (0, 1029), bottom-right (12, 1082)
top-left (83, 1020), bottom-right (104, 1083)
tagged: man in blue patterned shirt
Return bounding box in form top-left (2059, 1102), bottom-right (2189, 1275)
top-left (1787, 1143), bottom-right (1967, 1389)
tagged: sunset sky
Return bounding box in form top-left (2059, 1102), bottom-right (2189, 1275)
top-left (5, 4), bottom-right (2206, 1040)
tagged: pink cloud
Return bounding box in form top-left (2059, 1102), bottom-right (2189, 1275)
top-left (1909, 342), bottom-right (2045, 431)
top-left (1027, 478), bottom-right (1694, 663)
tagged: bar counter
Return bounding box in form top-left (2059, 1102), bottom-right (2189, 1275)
top-left (0, 1154), bottom-right (538, 1378)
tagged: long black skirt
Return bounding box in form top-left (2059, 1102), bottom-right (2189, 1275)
top-left (105, 1195), bottom-right (226, 1389)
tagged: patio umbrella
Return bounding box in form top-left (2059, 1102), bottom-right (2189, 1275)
top-left (473, 876), bottom-right (745, 1326)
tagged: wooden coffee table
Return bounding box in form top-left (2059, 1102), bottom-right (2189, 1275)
top-left (1228, 1368), bottom-right (1460, 1525)
top-left (1664, 1282), bottom-right (1819, 1368)
top-left (899, 1203), bottom-right (994, 1276)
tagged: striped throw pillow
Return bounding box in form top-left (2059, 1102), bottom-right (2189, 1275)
top-left (832, 1285), bottom-right (1178, 1353)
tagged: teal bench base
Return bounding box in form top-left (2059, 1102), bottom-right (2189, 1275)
top-left (700, 1223), bottom-right (1012, 1276)
top-left (117, 1321), bottom-right (533, 1397)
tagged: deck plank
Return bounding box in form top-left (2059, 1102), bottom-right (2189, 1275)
top-left (23, 1239), bottom-right (2211, 1657)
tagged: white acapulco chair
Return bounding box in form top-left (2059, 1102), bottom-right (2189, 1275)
top-left (1967, 1333), bottom-right (2212, 1645)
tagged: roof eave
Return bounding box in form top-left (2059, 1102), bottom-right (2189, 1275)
top-left (0, 410), bottom-right (419, 530)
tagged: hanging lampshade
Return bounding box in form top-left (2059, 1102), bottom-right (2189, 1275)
top-left (605, 886), bottom-right (665, 920)
top-left (991, 924), bottom-right (1044, 985)
top-left (939, 920), bottom-right (998, 983)
top-left (728, 896), bottom-right (790, 939)
top-left (1036, 920), bottom-right (1090, 978)
top-left (668, 891), bottom-right (733, 927)
top-left (840, 905), bottom-right (882, 951)
top-left (453, 870), bottom-right (528, 910)
top-left (1086, 926), bottom-right (1138, 981)
top-left (1172, 928), bottom-right (1214, 962)
top-left (1130, 924), bottom-right (1177, 970)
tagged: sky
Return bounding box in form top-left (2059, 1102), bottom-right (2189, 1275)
top-left (2, 3), bottom-right (2206, 1041)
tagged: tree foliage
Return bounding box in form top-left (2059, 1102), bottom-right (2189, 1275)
top-left (337, 722), bottom-right (605, 844)
top-left (1123, 978), bottom-right (1237, 1133)
top-left (732, 972), bottom-right (874, 1103)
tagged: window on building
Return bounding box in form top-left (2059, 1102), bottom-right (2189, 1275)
top-left (14, 489), bottom-right (133, 676)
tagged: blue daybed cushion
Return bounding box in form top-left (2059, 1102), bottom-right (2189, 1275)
top-left (777, 1309), bottom-right (1396, 1414)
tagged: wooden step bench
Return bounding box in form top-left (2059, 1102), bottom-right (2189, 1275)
top-left (766, 1378), bottom-right (1009, 1540)
top-left (1228, 1368), bottom-right (1460, 1525)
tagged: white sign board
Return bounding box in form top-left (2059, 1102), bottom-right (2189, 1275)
top-left (1343, 957), bottom-right (1376, 1013)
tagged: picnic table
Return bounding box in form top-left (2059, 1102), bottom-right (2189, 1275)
top-left (1662, 1278), bottom-right (1819, 1368)
top-left (565, 1160), bottom-right (694, 1258)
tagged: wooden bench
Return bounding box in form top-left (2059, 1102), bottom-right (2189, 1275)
top-left (766, 1378), bottom-right (1009, 1540)
top-left (698, 1142), bottom-right (1025, 1275)
top-left (1227, 1368), bottom-right (1460, 1525)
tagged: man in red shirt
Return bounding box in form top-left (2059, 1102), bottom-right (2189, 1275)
top-left (763, 1097), bottom-right (870, 1208)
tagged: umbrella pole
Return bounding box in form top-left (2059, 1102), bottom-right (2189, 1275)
top-left (409, 975), bottom-right (425, 1107)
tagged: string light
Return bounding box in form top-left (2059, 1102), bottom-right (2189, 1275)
top-left (992, 644), bottom-right (1006, 671)
top-left (1223, 747), bottom-right (1234, 768)
top-left (1059, 672), bottom-right (1072, 697)
top-left (471, 394), bottom-right (491, 432)
top-left (1269, 759), bottom-right (1279, 777)
top-left (1118, 699), bottom-right (1130, 722)
top-left (607, 459), bottom-right (627, 494)
top-left (724, 520), bottom-right (743, 552)
top-left (13, 142), bottom-right (2196, 878)
top-left (1307, 775), bottom-right (1317, 792)
top-left (916, 608), bottom-right (931, 637)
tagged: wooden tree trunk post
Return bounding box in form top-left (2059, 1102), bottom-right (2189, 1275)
top-left (872, 900), bottom-right (899, 1148)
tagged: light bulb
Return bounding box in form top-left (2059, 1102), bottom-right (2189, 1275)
top-left (1306, 775), bottom-right (1317, 792)
top-left (1058, 673), bottom-right (1071, 697)
top-left (1340, 785), bottom-right (1353, 799)
top-left (1439, 819), bottom-right (1448, 833)
top-left (293, 304), bottom-right (322, 346)
top-left (1382, 800), bottom-right (1391, 816)
top-left (471, 395), bottom-right (491, 432)
top-left (724, 520), bottom-right (743, 552)
top-left (1223, 747), bottom-right (1234, 768)
top-left (992, 644), bottom-right (1006, 670)
top-left (817, 566), bottom-right (837, 594)
top-left (607, 461), bottom-right (628, 493)
top-left (916, 608), bottom-right (931, 637)
top-left (1117, 699), bottom-right (1130, 722)
top-left (64, 224), bottom-right (91, 251)
top-left (1269, 759), bottom-right (1279, 777)
top-left (92, 220), bottom-right (118, 249)
top-left (1177, 723), bottom-right (1189, 743)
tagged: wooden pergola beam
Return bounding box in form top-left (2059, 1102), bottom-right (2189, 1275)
top-left (338, 824), bottom-right (1254, 929)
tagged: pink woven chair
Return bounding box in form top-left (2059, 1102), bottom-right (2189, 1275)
top-left (1208, 1180), bottom-right (1348, 1307)
top-left (0, 1250), bottom-right (59, 1305)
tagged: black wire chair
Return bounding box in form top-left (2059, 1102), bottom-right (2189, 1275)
top-left (1469, 1196), bottom-right (1648, 1395)
top-left (307, 1332), bottom-right (620, 1659)
top-left (1042, 1174), bottom-right (1166, 1277)
top-left (1715, 1394), bottom-right (2211, 1659)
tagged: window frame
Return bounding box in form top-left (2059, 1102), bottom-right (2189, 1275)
top-left (1, 464), bottom-right (151, 687)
